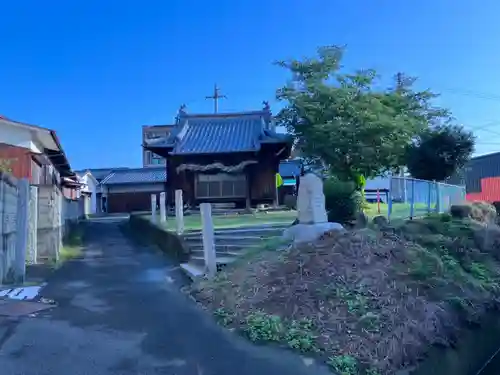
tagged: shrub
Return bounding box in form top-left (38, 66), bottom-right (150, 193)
top-left (492, 201), bottom-right (500, 215)
top-left (450, 204), bottom-right (472, 219)
top-left (323, 179), bottom-right (362, 224)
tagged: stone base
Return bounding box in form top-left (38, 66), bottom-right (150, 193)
top-left (282, 222), bottom-right (344, 244)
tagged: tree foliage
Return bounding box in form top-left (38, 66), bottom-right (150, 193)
top-left (405, 124), bottom-right (475, 181)
top-left (275, 45), bottom-right (452, 182)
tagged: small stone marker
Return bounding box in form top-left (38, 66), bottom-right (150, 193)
top-left (175, 189), bottom-right (184, 235)
top-left (151, 194), bottom-right (157, 224)
top-left (159, 192), bottom-right (166, 224)
top-left (283, 173), bottom-right (343, 244)
top-left (200, 203), bottom-right (216, 279)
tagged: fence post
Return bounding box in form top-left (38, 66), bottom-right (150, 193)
top-left (151, 194), bottom-right (157, 224)
top-left (409, 179), bottom-right (415, 220)
top-left (15, 179), bottom-right (29, 283)
top-left (159, 192), bottom-right (166, 224)
top-left (200, 203), bottom-right (216, 279)
top-left (388, 175), bottom-right (393, 222)
top-left (175, 189), bottom-right (184, 235)
top-left (427, 181), bottom-right (432, 214)
top-left (436, 182), bottom-right (441, 213)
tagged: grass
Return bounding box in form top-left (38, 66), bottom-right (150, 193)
top-left (364, 202), bottom-right (435, 220)
top-left (150, 210), bottom-right (297, 231)
top-left (59, 223), bottom-right (84, 263)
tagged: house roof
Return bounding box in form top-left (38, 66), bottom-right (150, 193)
top-left (0, 115), bottom-right (74, 177)
top-left (145, 110), bottom-right (291, 155)
top-left (279, 159), bottom-right (302, 178)
top-left (74, 168), bottom-right (130, 182)
top-left (101, 167), bottom-right (166, 185)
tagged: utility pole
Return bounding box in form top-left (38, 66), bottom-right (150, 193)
top-left (205, 84), bottom-right (226, 114)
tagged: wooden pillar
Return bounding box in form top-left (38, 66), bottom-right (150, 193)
top-left (245, 166), bottom-right (252, 210)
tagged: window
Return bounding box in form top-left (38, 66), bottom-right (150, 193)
top-left (195, 173), bottom-right (247, 198)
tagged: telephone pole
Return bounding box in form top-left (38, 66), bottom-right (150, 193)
top-left (205, 84), bottom-right (226, 113)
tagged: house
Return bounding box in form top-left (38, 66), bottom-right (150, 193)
top-left (142, 124), bottom-right (175, 167)
top-left (75, 171), bottom-right (99, 214)
top-left (100, 167), bottom-right (166, 213)
top-left (144, 103), bottom-right (292, 208)
top-left (0, 115), bottom-right (79, 197)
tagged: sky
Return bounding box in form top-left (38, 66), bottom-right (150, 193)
top-left (2, 1), bottom-right (500, 170)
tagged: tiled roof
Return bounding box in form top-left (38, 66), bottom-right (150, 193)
top-left (101, 167), bottom-right (166, 185)
top-left (146, 111), bottom-right (290, 155)
top-left (75, 168), bottom-right (130, 181)
top-left (279, 159), bottom-right (302, 178)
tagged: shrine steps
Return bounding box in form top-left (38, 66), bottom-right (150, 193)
top-left (179, 224), bottom-right (290, 280)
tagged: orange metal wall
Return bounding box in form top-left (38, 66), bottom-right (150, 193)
top-left (466, 176), bottom-right (500, 202)
top-left (0, 143), bottom-right (32, 180)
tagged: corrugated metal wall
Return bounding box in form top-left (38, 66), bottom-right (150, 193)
top-left (462, 152), bottom-right (500, 193)
top-left (0, 143), bottom-right (32, 180)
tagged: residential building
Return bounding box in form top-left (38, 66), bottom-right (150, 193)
top-left (0, 115), bottom-right (78, 198)
top-left (144, 103), bottom-right (292, 208)
top-left (100, 167), bottom-right (166, 213)
top-left (142, 124), bottom-right (174, 167)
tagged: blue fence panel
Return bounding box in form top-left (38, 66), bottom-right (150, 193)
top-left (387, 177), bottom-right (466, 221)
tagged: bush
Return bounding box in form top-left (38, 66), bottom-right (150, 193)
top-left (450, 204), bottom-right (472, 219)
top-left (492, 201), bottom-right (500, 215)
top-left (323, 179), bottom-right (362, 224)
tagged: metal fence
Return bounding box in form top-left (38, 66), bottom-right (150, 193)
top-left (386, 177), bottom-right (466, 221)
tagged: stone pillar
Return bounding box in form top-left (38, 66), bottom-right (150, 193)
top-left (200, 203), bottom-right (216, 279)
top-left (175, 189), bottom-right (184, 235)
top-left (159, 192), bottom-right (166, 224)
top-left (15, 179), bottom-right (30, 283)
top-left (151, 194), bottom-right (157, 224)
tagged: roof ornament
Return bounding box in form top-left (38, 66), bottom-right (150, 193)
top-left (262, 101), bottom-right (271, 112)
top-left (178, 104), bottom-right (187, 116)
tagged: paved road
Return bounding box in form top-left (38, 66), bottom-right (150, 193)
top-left (0, 217), bottom-right (330, 375)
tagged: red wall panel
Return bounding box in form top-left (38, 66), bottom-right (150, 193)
top-left (0, 143), bottom-right (32, 180)
top-left (466, 177), bottom-right (500, 202)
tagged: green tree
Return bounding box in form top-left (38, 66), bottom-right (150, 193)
top-left (405, 124), bottom-right (475, 181)
top-left (275, 45), bottom-right (451, 183)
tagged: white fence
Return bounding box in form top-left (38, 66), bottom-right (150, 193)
top-left (0, 172), bottom-right (85, 284)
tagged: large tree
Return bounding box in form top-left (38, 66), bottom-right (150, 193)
top-left (405, 124), bottom-right (475, 181)
top-left (275, 45), bottom-right (451, 183)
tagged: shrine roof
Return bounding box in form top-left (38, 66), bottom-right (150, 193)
top-left (144, 110), bottom-right (291, 155)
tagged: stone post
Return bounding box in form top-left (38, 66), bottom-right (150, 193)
top-left (175, 189), bottom-right (184, 235)
top-left (151, 194), bottom-right (157, 224)
top-left (159, 192), bottom-right (166, 224)
top-left (200, 203), bottom-right (216, 279)
top-left (15, 178), bottom-right (30, 283)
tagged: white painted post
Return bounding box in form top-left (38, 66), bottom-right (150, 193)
top-left (15, 179), bottom-right (30, 283)
top-left (175, 189), bottom-right (184, 235)
top-left (151, 194), bottom-right (157, 224)
top-left (159, 192), bottom-right (166, 224)
top-left (200, 203), bottom-right (216, 279)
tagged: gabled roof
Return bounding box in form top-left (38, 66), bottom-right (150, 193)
top-left (101, 167), bottom-right (166, 185)
top-left (145, 109), bottom-right (291, 155)
top-left (74, 168), bottom-right (129, 182)
top-left (0, 115), bottom-right (74, 177)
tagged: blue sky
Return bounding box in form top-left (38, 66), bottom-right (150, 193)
top-left (1, 1), bottom-right (500, 170)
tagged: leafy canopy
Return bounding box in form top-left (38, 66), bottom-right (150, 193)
top-left (275, 45), bottom-right (451, 182)
top-left (405, 124), bottom-right (475, 181)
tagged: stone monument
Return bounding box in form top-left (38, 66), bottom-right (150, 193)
top-left (283, 173), bottom-right (343, 244)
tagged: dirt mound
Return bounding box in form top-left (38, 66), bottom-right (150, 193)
top-left (192, 215), bottom-right (500, 374)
